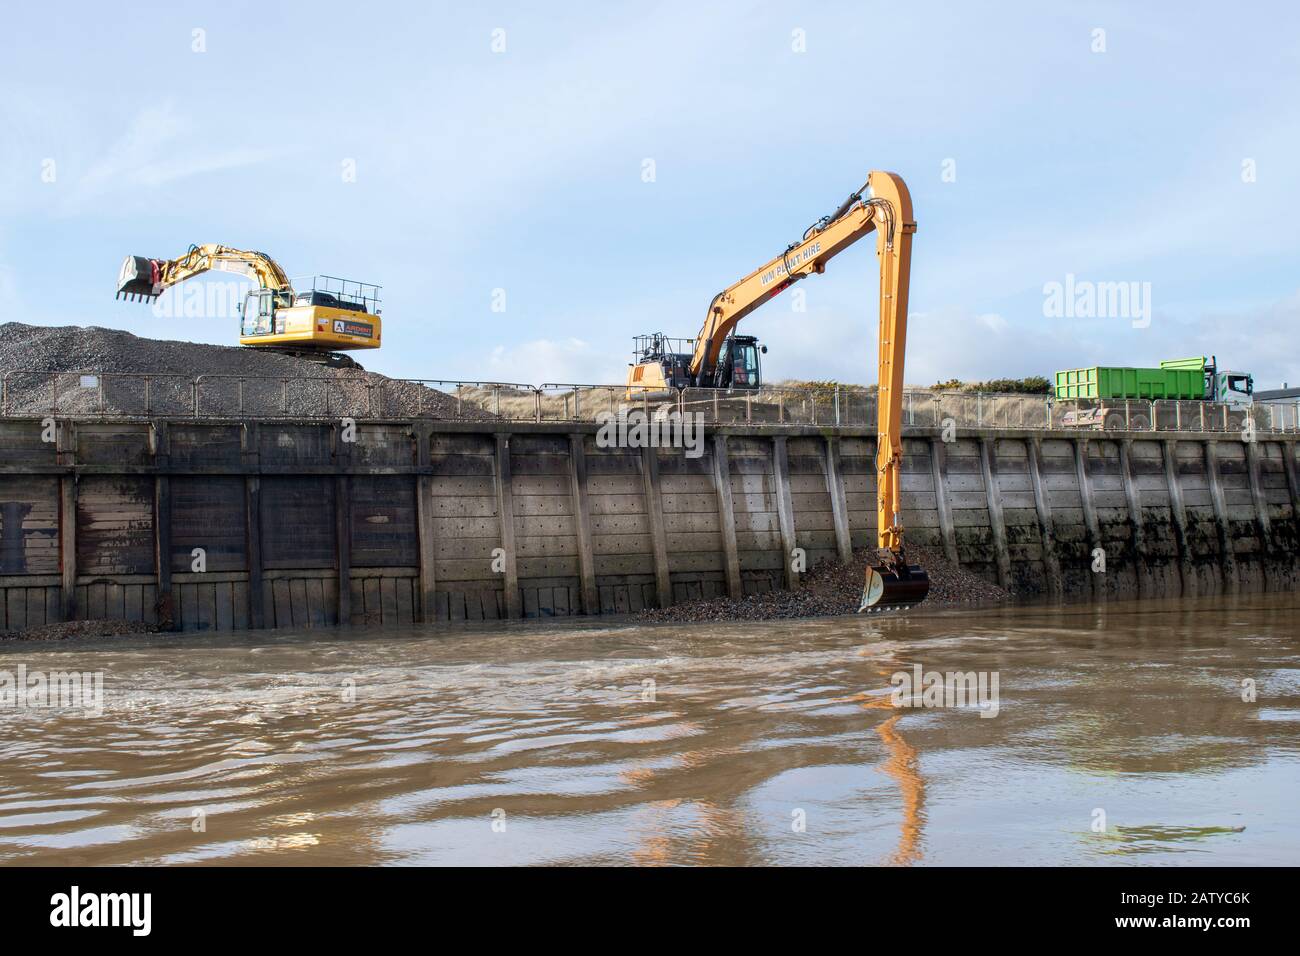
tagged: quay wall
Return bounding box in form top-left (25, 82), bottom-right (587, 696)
top-left (0, 419), bottom-right (1296, 631)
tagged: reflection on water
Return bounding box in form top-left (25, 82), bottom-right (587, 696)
top-left (1, 593), bottom-right (1297, 866)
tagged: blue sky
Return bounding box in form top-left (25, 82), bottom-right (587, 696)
top-left (3, 1), bottom-right (1298, 388)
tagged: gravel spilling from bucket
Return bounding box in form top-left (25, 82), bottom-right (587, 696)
top-left (636, 545), bottom-right (1011, 623)
top-left (0, 323), bottom-right (490, 419)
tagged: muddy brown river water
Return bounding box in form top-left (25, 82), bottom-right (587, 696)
top-left (1, 593), bottom-right (1297, 866)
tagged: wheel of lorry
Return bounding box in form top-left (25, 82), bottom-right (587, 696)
top-left (1104, 412), bottom-right (1126, 431)
top-left (1130, 414), bottom-right (1150, 431)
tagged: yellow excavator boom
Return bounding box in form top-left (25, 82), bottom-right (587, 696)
top-left (688, 177), bottom-right (886, 380)
top-left (116, 243), bottom-right (293, 301)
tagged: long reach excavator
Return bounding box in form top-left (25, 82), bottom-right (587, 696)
top-left (116, 244), bottom-right (381, 367)
top-left (626, 170), bottom-right (929, 612)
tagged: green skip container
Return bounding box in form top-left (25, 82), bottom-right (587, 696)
top-left (1054, 358), bottom-right (1207, 401)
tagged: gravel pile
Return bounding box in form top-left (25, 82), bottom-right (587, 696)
top-left (0, 619), bottom-right (159, 642)
top-left (0, 323), bottom-right (490, 420)
top-left (637, 545), bottom-right (1010, 623)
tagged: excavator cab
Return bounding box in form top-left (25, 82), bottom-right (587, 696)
top-left (713, 334), bottom-right (765, 389)
top-left (240, 289), bottom-right (280, 337)
top-left (627, 332), bottom-right (766, 395)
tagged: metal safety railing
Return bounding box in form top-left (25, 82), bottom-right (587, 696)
top-left (2, 371), bottom-right (1297, 434)
top-left (0, 371), bottom-right (529, 421)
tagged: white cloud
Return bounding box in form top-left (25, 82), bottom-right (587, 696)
top-left (60, 102), bottom-right (282, 213)
top-left (1167, 291), bottom-right (1300, 390)
top-left (750, 300), bottom-right (1037, 388)
top-left (485, 337), bottom-right (622, 386)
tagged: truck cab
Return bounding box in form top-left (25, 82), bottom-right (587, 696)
top-left (1213, 369), bottom-right (1254, 408)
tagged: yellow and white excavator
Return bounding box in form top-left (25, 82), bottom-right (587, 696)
top-left (116, 244), bottom-right (381, 367)
top-left (627, 170), bottom-right (928, 611)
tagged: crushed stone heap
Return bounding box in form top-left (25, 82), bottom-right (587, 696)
top-left (0, 323), bottom-right (486, 419)
top-left (636, 545), bottom-right (1012, 623)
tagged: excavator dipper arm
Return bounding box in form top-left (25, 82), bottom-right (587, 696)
top-left (858, 172), bottom-right (928, 612)
top-left (116, 244), bottom-right (293, 302)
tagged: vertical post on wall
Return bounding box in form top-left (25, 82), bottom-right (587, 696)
top-left (1281, 440), bottom-right (1300, 531)
top-left (59, 475), bottom-right (77, 622)
top-left (825, 437), bottom-right (854, 563)
top-left (640, 445), bottom-right (674, 609)
top-left (978, 437), bottom-right (1012, 590)
top-left (415, 429), bottom-right (437, 623)
top-left (929, 437), bottom-right (959, 566)
top-left (57, 419), bottom-right (77, 621)
top-left (1245, 440), bottom-right (1273, 556)
top-left (243, 422), bottom-right (265, 629)
top-left (772, 437), bottom-right (800, 590)
top-left (1204, 440), bottom-right (1238, 594)
top-left (1074, 437), bottom-right (1104, 600)
top-left (1118, 439), bottom-right (1147, 599)
top-left (153, 421), bottom-right (174, 632)
top-left (495, 433), bottom-right (522, 618)
top-left (154, 476), bottom-right (174, 630)
top-left (1026, 437), bottom-right (1063, 597)
top-left (568, 433), bottom-right (600, 614)
top-left (1162, 439), bottom-right (1195, 597)
top-left (335, 474), bottom-right (351, 625)
top-left (245, 477), bottom-right (265, 629)
top-left (712, 434), bottom-right (743, 599)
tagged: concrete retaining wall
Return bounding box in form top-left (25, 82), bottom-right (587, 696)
top-left (0, 418), bottom-right (1296, 631)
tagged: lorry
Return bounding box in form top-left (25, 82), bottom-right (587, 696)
top-left (1054, 356), bottom-right (1253, 430)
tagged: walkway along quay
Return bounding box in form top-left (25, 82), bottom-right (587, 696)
top-left (0, 414), bottom-right (1297, 632)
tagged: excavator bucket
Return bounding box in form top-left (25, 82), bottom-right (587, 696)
top-left (859, 550), bottom-right (930, 613)
top-left (116, 255), bottom-right (159, 301)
